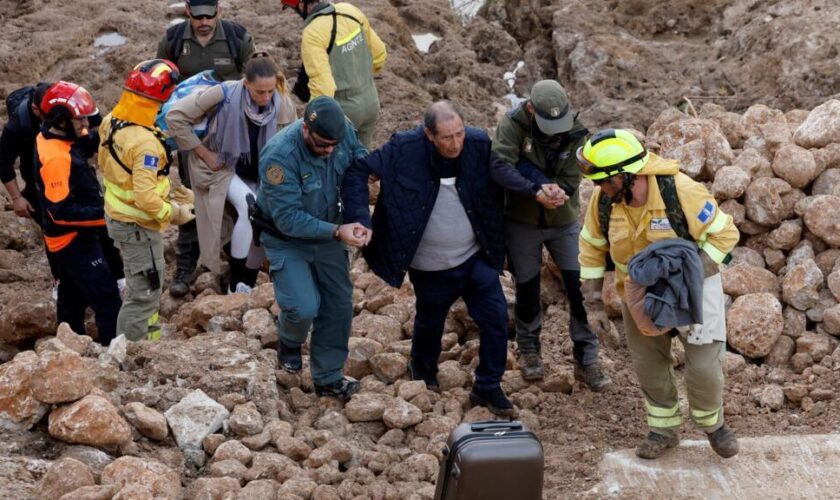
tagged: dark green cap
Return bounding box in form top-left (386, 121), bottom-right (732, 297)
top-left (304, 96), bottom-right (347, 142)
top-left (530, 79), bottom-right (574, 135)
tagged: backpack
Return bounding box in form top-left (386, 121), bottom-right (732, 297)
top-left (598, 175), bottom-right (693, 244)
top-left (155, 70), bottom-right (224, 150)
top-left (165, 20), bottom-right (248, 73)
top-left (292, 11), bottom-right (362, 102)
top-left (4, 86), bottom-right (35, 130)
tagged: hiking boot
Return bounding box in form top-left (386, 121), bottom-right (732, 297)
top-left (575, 362), bottom-right (613, 392)
top-left (469, 386), bottom-right (516, 418)
top-left (315, 377), bottom-right (360, 401)
top-left (635, 432), bottom-right (679, 459)
top-left (409, 360), bottom-right (440, 392)
top-left (519, 351), bottom-right (545, 381)
top-left (278, 341), bottom-right (302, 374)
top-left (169, 270), bottom-right (192, 298)
top-left (708, 425), bottom-right (739, 458)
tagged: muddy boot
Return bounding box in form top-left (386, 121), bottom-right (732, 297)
top-left (575, 362), bottom-right (613, 392)
top-left (708, 425), bottom-right (739, 458)
top-left (635, 432), bottom-right (679, 459)
top-left (315, 377), bottom-right (360, 402)
top-left (518, 351), bottom-right (545, 381)
top-left (169, 269), bottom-right (193, 298)
top-left (469, 386), bottom-right (516, 418)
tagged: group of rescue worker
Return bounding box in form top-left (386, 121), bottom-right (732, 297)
top-left (0, 0), bottom-right (741, 460)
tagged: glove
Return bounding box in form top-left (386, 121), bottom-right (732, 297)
top-left (581, 278), bottom-right (612, 337)
top-left (170, 185), bottom-right (194, 204)
top-left (699, 251), bottom-right (720, 278)
top-left (169, 201), bottom-right (195, 226)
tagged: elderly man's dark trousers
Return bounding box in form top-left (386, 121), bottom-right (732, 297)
top-left (408, 253), bottom-right (508, 391)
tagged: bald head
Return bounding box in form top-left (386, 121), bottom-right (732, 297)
top-left (423, 100), bottom-right (466, 159)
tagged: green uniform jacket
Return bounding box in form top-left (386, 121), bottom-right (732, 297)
top-left (156, 21), bottom-right (255, 81)
top-left (492, 103), bottom-right (589, 227)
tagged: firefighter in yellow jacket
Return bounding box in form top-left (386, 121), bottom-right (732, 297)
top-left (99, 60), bottom-right (195, 341)
top-left (282, 0), bottom-right (387, 147)
top-left (577, 129), bottom-right (740, 459)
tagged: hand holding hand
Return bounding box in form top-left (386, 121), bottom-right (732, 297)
top-left (536, 184), bottom-right (566, 209)
top-left (337, 223), bottom-right (370, 247)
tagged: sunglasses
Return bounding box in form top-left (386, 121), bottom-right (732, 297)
top-left (190, 12), bottom-right (217, 20)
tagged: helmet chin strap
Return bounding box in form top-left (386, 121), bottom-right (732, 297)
top-left (620, 173), bottom-right (636, 204)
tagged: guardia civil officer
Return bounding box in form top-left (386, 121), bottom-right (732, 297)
top-left (256, 96), bottom-right (369, 400)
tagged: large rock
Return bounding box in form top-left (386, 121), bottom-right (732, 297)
top-left (100, 456), bottom-right (182, 499)
top-left (727, 293), bottom-right (784, 359)
top-left (242, 308), bottom-right (276, 347)
top-left (0, 294), bottom-right (56, 344)
top-left (782, 260), bottom-right (823, 311)
top-left (123, 402), bottom-right (168, 441)
top-left (188, 293), bottom-right (249, 331)
top-left (766, 220), bottom-right (803, 251)
top-left (794, 99), bottom-right (840, 148)
top-left (796, 332), bottom-right (833, 362)
top-left (352, 314), bottom-right (402, 345)
top-left (344, 393), bottom-right (392, 422)
top-left (369, 353), bottom-right (408, 384)
top-left (165, 389), bottom-right (230, 451)
top-left (187, 477), bottom-right (240, 499)
top-left (822, 304), bottom-right (840, 335)
top-left (712, 166), bottom-right (751, 200)
top-left (48, 395), bottom-right (132, 448)
top-left (764, 336), bottom-right (796, 367)
top-left (382, 398), bottom-right (423, 430)
top-left (438, 360), bottom-right (469, 390)
top-left (721, 264), bottom-right (779, 297)
top-left (803, 195), bottom-right (840, 247)
top-left (772, 144), bottom-right (821, 189)
top-left (811, 168), bottom-right (840, 195)
top-left (229, 402), bottom-right (264, 437)
top-left (744, 177), bottom-right (794, 226)
top-left (344, 337), bottom-right (384, 380)
top-left (212, 440), bottom-right (253, 466)
top-left (0, 211), bottom-right (42, 250)
top-left (37, 457), bottom-right (95, 500)
top-left (31, 350), bottom-right (92, 404)
top-left (0, 351), bottom-right (50, 430)
top-left (55, 323), bottom-right (93, 355)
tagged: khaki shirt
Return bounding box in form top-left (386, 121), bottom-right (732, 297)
top-left (156, 20), bottom-right (255, 81)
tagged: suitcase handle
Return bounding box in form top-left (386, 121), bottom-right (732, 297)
top-left (469, 421), bottom-right (523, 432)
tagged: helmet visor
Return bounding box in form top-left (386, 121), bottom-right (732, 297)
top-left (576, 147), bottom-right (609, 181)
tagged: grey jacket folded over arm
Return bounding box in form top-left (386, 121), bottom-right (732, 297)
top-left (627, 238), bottom-right (704, 329)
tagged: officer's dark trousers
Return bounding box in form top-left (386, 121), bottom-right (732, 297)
top-left (409, 253), bottom-right (508, 391)
top-left (53, 234), bottom-right (122, 345)
top-left (175, 151), bottom-right (200, 274)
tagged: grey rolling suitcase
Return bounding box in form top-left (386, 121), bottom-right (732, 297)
top-left (434, 420), bottom-right (544, 500)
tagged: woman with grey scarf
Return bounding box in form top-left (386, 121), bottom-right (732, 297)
top-left (166, 54), bottom-right (297, 293)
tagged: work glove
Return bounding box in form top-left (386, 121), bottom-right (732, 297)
top-left (581, 278), bottom-right (612, 337)
top-left (170, 185), bottom-right (194, 205)
top-left (169, 201), bottom-right (195, 226)
top-left (699, 251), bottom-right (720, 278)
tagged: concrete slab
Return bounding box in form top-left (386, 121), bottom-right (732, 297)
top-left (587, 434), bottom-right (840, 499)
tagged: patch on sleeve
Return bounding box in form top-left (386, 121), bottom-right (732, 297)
top-left (265, 164), bottom-right (285, 185)
top-left (650, 217), bottom-right (672, 231)
top-left (143, 154), bottom-right (160, 170)
top-left (697, 201), bottom-right (715, 224)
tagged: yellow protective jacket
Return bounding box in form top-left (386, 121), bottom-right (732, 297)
top-left (579, 153), bottom-right (739, 297)
top-left (98, 113), bottom-right (172, 232)
top-left (301, 2), bottom-right (387, 99)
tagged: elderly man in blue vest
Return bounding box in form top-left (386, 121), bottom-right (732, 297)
top-left (342, 101), bottom-right (563, 416)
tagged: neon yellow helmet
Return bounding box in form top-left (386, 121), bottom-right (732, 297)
top-left (576, 129), bottom-right (649, 181)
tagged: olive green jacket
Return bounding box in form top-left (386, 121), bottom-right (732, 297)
top-left (492, 103), bottom-right (588, 227)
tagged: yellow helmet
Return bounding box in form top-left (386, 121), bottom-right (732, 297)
top-left (576, 129), bottom-right (649, 181)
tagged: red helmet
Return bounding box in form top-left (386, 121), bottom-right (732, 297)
top-left (124, 59), bottom-right (180, 102)
top-left (40, 81), bottom-right (98, 119)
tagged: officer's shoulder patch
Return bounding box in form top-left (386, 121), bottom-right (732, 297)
top-left (266, 164), bottom-right (285, 185)
top-left (143, 154), bottom-right (160, 170)
top-left (697, 201), bottom-right (715, 224)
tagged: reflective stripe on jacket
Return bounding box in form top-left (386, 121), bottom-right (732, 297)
top-left (579, 153), bottom-right (739, 297)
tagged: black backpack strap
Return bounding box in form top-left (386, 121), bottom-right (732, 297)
top-left (656, 175), bottom-right (693, 241)
top-left (166, 23), bottom-right (188, 64)
top-left (220, 20), bottom-right (247, 72)
top-left (104, 118), bottom-right (172, 177)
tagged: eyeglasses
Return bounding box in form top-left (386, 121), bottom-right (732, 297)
top-left (190, 12), bottom-right (217, 20)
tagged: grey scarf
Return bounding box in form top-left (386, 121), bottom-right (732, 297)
top-left (207, 79), bottom-right (281, 168)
